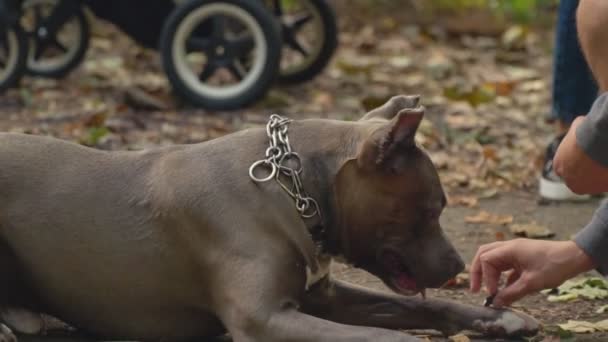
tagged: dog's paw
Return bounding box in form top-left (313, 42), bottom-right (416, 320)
top-left (41, 314), bottom-right (76, 334)
top-left (0, 308), bottom-right (43, 335)
top-left (0, 323), bottom-right (17, 342)
top-left (472, 309), bottom-right (540, 337)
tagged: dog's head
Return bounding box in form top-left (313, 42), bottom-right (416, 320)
top-left (331, 95), bottom-right (464, 296)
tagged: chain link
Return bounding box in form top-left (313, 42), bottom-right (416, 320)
top-left (249, 114), bottom-right (321, 220)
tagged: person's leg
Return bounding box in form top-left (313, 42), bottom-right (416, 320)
top-left (540, 0), bottom-right (598, 200)
top-left (551, 0), bottom-right (598, 126)
top-left (577, 0), bottom-right (608, 91)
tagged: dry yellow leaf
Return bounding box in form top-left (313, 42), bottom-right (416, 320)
top-left (558, 319), bottom-right (608, 333)
top-left (448, 195), bottom-right (479, 208)
top-left (449, 333), bottom-right (471, 342)
top-left (510, 221), bottom-right (555, 238)
top-left (465, 210), bottom-right (513, 225)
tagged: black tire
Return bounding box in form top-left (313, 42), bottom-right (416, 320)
top-left (0, 24), bottom-right (28, 92)
top-left (275, 0), bottom-right (337, 84)
top-left (22, 0), bottom-right (89, 78)
top-left (160, 0), bottom-right (281, 110)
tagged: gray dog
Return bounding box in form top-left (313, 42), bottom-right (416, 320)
top-left (0, 96), bottom-right (538, 342)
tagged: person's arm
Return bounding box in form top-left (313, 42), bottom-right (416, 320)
top-left (553, 93), bottom-right (608, 194)
top-left (574, 200), bottom-right (608, 274)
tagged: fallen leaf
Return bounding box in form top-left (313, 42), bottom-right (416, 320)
top-left (335, 55), bottom-right (377, 76)
top-left (443, 83), bottom-right (495, 107)
top-left (558, 320), bottom-right (597, 333)
top-left (495, 231), bottom-right (505, 241)
top-left (442, 272), bottom-right (469, 289)
top-left (444, 112), bottom-right (477, 130)
top-left (544, 277), bottom-right (608, 302)
top-left (313, 91), bottom-right (334, 109)
top-left (449, 333), bottom-right (471, 342)
top-left (483, 80), bottom-right (516, 96)
top-left (482, 145), bottom-right (499, 161)
top-left (504, 66), bottom-right (539, 82)
top-left (501, 25), bottom-right (528, 49)
top-left (256, 89), bottom-right (292, 108)
top-left (430, 151), bottom-right (450, 169)
top-left (597, 304), bottom-right (608, 314)
top-left (123, 86), bottom-right (168, 111)
top-left (477, 188), bottom-right (498, 199)
top-left (519, 79), bottom-right (545, 92)
top-left (388, 56), bottom-right (412, 70)
top-left (558, 319), bottom-right (608, 333)
top-left (83, 112), bottom-right (107, 128)
top-left (426, 50), bottom-right (454, 79)
top-left (547, 292), bottom-right (578, 302)
top-left (465, 211), bottom-right (513, 225)
top-left (542, 325), bottom-right (575, 340)
top-left (80, 127), bottom-right (109, 147)
top-left (560, 277), bottom-right (608, 292)
top-left (509, 222), bottom-right (555, 238)
top-left (353, 25), bottom-right (376, 51)
top-left (596, 320), bottom-right (608, 330)
top-left (451, 173), bottom-right (470, 187)
top-left (448, 195), bottom-right (479, 208)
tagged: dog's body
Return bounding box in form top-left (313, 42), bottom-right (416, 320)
top-left (0, 96), bottom-right (539, 342)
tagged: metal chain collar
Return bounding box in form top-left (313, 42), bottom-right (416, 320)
top-left (249, 114), bottom-right (321, 220)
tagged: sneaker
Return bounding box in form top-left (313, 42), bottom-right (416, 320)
top-left (539, 134), bottom-right (591, 201)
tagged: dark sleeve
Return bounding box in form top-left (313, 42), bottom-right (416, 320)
top-left (576, 92), bottom-right (608, 167)
top-left (574, 200), bottom-right (608, 275)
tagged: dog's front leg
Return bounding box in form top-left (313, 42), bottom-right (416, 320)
top-left (302, 278), bottom-right (539, 338)
top-left (225, 308), bottom-right (422, 342)
top-left (0, 323), bottom-right (16, 342)
top-left (214, 274), bottom-right (420, 341)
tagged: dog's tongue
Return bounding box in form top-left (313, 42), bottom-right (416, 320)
top-left (396, 274), bottom-right (417, 291)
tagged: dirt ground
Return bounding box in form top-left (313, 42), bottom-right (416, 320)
top-left (4, 3), bottom-right (608, 341)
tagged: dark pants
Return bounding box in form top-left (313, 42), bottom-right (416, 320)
top-left (551, 0), bottom-right (598, 124)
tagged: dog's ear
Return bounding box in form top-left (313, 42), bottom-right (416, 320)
top-left (360, 94), bottom-right (420, 121)
top-left (357, 106), bottom-right (425, 172)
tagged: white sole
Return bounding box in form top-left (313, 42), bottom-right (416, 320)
top-left (539, 177), bottom-right (591, 201)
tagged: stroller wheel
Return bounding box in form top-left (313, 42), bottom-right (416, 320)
top-left (270, 0), bottom-right (337, 84)
top-left (160, 0), bottom-right (281, 110)
top-left (0, 24), bottom-right (27, 92)
top-left (21, 0), bottom-right (89, 78)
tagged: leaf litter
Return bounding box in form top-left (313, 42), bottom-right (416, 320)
top-left (465, 210), bottom-right (513, 225)
top-left (543, 278), bottom-right (608, 302)
top-left (0, 5), bottom-right (554, 204)
top-left (510, 221), bottom-right (555, 238)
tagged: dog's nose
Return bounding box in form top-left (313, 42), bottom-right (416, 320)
top-left (427, 253), bottom-right (466, 288)
top-left (441, 252), bottom-right (465, 281)
top-left (452, 256), bottom-right (465, 276)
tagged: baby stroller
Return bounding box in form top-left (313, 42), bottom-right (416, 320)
top-left (0, 0), bottom-right (337, 110)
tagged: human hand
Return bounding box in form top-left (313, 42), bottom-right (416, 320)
top-left (470, 239), bottom-right (596, 307)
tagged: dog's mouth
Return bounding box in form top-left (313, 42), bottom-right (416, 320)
top-left (380, 250), bottom-right (421, 296)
